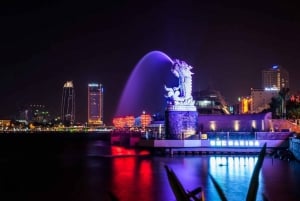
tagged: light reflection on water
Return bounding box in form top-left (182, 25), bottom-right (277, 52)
top-left (1, 139), bottom-right (300, 201)
top-left (88, 142), bottom-right (300, 201)
top-left (207, 156), bottom-right (260, 201)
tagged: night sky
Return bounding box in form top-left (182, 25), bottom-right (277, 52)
top-left (1, 1), bottom-right (300, 124)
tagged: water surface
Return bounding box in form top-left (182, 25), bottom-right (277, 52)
top-left (0, 138), bottom-right (299, 201)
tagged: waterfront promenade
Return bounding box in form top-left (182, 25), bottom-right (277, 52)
top-left (111, 131), bottom-right (293, 155)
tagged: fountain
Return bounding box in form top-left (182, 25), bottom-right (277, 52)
top-left (115, 51), bottom-right (198, 140)
top-left (115, 50), bottom-right (176, 117)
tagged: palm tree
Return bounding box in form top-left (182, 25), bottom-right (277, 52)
top-left (278, 88), bottom-right (290, 119)
top-left (268, 97), bottom-right (281, 119)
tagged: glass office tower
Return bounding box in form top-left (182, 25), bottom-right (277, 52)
top-left (88, 83), bottom-right (103, 126)
top-left (61, 81), bottom-right (75, 125)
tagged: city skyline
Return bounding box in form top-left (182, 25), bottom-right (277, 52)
top-left (1, 1), bottom-right (300, 123)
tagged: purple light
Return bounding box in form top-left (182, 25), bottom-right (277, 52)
top-left (115, 51), bottom-right (175, 117)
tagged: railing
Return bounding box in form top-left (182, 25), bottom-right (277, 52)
top-left (142, 131), bottom-right (292, 141)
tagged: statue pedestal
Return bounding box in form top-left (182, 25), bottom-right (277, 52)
top-left (165, 105), bottom-right (198, 139)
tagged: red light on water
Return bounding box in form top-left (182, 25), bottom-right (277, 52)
top-left (139, 150), bottom-right (150, 155)
top-left (111, 154), bottom-right (153, 201)
top-left (111, 146), bottom-right (150, 156)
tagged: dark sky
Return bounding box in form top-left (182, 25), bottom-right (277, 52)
top-left (1, 1), bottom-right (300, 124)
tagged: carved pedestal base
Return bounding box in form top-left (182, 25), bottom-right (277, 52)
top-left (165, 107), bottom-right (198, 140)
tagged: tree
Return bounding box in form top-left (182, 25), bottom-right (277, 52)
top-left (286, 99), bottom-right (300, 120)
top-left (278, 88), bottom-right (290, 119)
top-left (268, 96), bottom-right (281, 119)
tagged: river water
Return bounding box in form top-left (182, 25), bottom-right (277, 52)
top-left (0, 137), bottom-right (299, 201)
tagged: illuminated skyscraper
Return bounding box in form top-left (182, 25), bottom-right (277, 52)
top-left (88, 83), bottom-right (103, 126)
top-left (262, 65), bottom-right (289, 90)
top-left (61, 81), bottom-right (75, 125)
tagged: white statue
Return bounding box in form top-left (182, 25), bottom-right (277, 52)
top-left (165, 59), bottom-right (195, 106)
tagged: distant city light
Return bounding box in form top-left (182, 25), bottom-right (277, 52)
top-left (251, 120), bottom-right (257, 129)
top-left (272, 65), bottom-right (278, 69)
top-left (209, 121), bottom-right (216, 131)
top-left (63, 81), bottom-right (74, 88)
top-left (234, 120), bottom-right (240, 131)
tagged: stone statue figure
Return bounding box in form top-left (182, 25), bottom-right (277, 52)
top-left (165, 59), bottom-right (195, 106)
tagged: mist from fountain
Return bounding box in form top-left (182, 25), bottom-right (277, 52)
top-left (115, 50), bottom-right (176, 117)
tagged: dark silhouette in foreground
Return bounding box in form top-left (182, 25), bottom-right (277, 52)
top-left (164, 165), bottom-right (204, 201)
top-left (165, 143), bottom-right (268, 201)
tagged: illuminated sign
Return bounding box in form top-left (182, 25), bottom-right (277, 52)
top-left (264, 87), bottom-right (279, 91)
top-left (88, 83), bottom-right (99, 87)
top-left (210, 140), bottom-right (260, 147)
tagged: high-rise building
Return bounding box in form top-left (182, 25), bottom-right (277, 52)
top-left (61, 81), bottom-right (75, 125)
top-left (262, 65), bottom-right (289, 90)
top-left (88, 83), bottom-right (103, 126)
top-left (250, 88), bottom-right (278, 113)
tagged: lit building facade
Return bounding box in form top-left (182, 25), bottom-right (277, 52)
top-left (250, 88), bottom-right (278, 113)
top-left (237, 65), bottom-right (289, 114)
top-left (198, 112), bottom-right (272, 132)
top-left (88, 83), bottom-right (103, 126)
top-left (262, 65), bottom-right (289, 90)
top-left (61, 81), bottom-right (75, 125)
top-left (238, 96), bottom-right (252, 114)
top-left (0, 120), bottom-right (11, 130)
